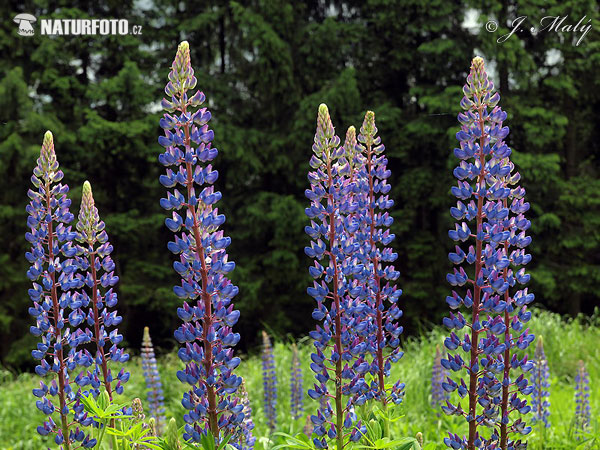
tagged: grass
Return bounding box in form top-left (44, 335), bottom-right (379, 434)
top-left (0, 309), bottom-right (598, 449)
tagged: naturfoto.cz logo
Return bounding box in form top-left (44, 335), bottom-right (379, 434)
top-left (13, 14), bottom-right (142, 36)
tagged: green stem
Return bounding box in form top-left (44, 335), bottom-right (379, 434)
top-left (96, 420), bottom-right (107, 447)
top-left (382, 403), bottom-right (390, 439)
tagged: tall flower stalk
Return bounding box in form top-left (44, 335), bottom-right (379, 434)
top-left (290, 343), bottom-right (304, 420)
top-left (574, 360), bottom-right (590, 438)
top-left (353, 111), bottom-right (404, 407)
top-left (158, 41), bottom-right (243, 443)
top-left (531, 337), bottom-right (550, 428)
top-left (261, 331), bottom-right (277, 432)
top-left (305, 104), bottom-right (367, 450)
top-left (75, 180), bottom-right (129, 400)
top-left (442, 57), bottom-right (534, 450)
top-left (141, 326), bottom-right (165, 432)
top-left (26, 131), bottom-right (95, 449)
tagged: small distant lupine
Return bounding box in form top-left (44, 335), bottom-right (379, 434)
top-left (352, 111), bottom-right (404, 406)
top-left (290, 343), bottom-right (304, 420)
top-left (443, 56), bottom-right (535, 450)
top-left (431, 345), bottom-right (449, 410)
top-left (574, 360), bottom-right (590, 437)
top-left (531, 337), bottom-right (550, 428)
top-left (26, 131), bottom-right (96, 449)
top-left (261, 331), bottom-right (277, 431)
top-left (158, 41), bottom-right (244, 443)
top-left (304, 415), bottom-right (313, 437)
top-left (75, 180), bottom-right (129, 400)
top-left (141, 326), bottom-right (165, 431)
top-left (231, 380), bottom-right (256, 450)
top-left (305, 104), bottom-right (367, 449)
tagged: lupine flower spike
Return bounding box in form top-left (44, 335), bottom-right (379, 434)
top-left (574, 360), bottom-right (590, 438)
top-left (531, 337), bottom-right (550, 428)
top-left (290, 343), bottom-right (304, 420)
top-left (26, 131), bottom-right (96, 449)
top-left (261, 331), bottom-right (277, 432)
top-left (158, 41), bottom-right (244, 443)
top-left (353, 111), bottom-right (404, 406)
top-left (432, 345), bottom-right (449, 411)
top-left (305, 104), bottom-right (367, 449)
top-left (141, 327), bottom-right (165, 432)
top-left (443, 56), bottom-right (534, 450)
top-left (231, 380), bottom-right (256, 450)
top-left (75, 181), bottom-right (129, 400)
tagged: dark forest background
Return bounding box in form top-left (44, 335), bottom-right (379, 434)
top-left (1, 0), bottom-right (598, 370)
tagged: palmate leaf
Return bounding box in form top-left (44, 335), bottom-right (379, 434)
top-left (356, 437), bottom-right (420, 450)
top-left (358, 419), bottom-right (421, 450)
top-left (105, 421), bottom-right (163, 450)
top-left (78, 390), bottom-right (132, 421)
top-left (370, 404), bottom-right (405, 424)
top-left (180, 431), bottom-right (235, 450)
top-left (271, 432), bottom-right (319, 449)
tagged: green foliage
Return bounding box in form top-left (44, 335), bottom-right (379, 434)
top-left (0, 311), bottom-right (598, 449)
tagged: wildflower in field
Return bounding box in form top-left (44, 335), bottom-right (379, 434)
top-left (431, 345), bottom-right (449, 410)
top-left (305, 104), bottom-right (367, 449)
top-left (261, 331), bottom-right (277, 431)
top-left (141, 326), bottom-right (165, 431)
top-left (26, 131), bottom-right (96, 448)
top-left (531, 337), bottom-right (550, 427)
top-left (290, 343), bottom-right (304, 420)
top-left (574, 360), bottom-right (590, 437)
top-left (352, 111), bottom-right (404, 406)
top-left (75, 180), bottom-right (129, 399)
top-left (442, 56), bottom-right (534, 450)
top-left (158, 41), bottom-right (244, 443)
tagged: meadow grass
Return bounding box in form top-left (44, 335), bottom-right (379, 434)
top-left (0, 309), bottom-right (597, 449)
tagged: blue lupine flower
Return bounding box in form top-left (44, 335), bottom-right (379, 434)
top-left (290, 343), bottom-right (304, 420)
top-left (431, 345), bottom-right (449, 411)
top-left (142, 326), bottom-right (165, 432)
top-left (230, 380), bottom-right (256, 450)
top-left (443, 57), bottom-right (534, 450)
top-left (261, 331), bottom-right (277, 431)
top-left (74, 181), bottom-right (129, 400)
top-left (574, 360), bottom-right (591, 438)
top-left (352, 112), bottom-right (404, 406)
top-left (158, 41), bottom-right (243, 443)
top-left (305, 104), bottom-right (367, 449)
top-left (531, 337), bottom-right (550, 428)
top-left (26, 131), bottom-right (96, 448)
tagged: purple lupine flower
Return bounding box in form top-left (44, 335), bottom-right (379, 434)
top-left (158, 41), bottom-right (243, 443)
top-left (442, 57), bottom-right (534, 450)
top-left (141, 326), bottom-right (165, 432)
top-left (290, 343), bottom-right (304, 420)
top-left (26, 131), bottom-right (96, 449)
top-left (261, 331), bottom-right (277, 432)
top-left (431, 345), bottom-right (449, 411)
top-left (352, 111), bottom-right (404, 406)
top-left (305, 104), bottom-right (367, 450)
top-left (74, 181), bottom-right (129, 400)
top-left (231, 380), bottom-right (256, 450)
top-left (574, 360), bottom-right (591, 438)
top-left (531, 337), bottom-right (550, 428)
